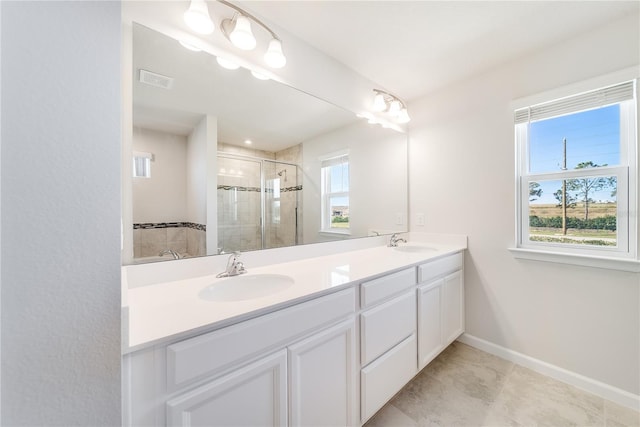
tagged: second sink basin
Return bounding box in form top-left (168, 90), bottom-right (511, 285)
top-left (393, 245), bottom-right (437, 253)
top-left (199, 274), bottom-right (295, 302)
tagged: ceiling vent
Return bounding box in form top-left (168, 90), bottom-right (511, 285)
top-left (139, 69), bottom-right (174, 90)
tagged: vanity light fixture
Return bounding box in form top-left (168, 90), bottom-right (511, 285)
top-left (184, 0), bottom-right (215, 35)
top-left (371, 89), bottom-right (411, 123)
top-left (183, 0), bottom-right (287, 69)
top-left (222, 14), bottom-right (256, 50)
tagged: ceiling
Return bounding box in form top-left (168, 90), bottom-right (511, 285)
top-left (244, 1), bottom-right (639, 102)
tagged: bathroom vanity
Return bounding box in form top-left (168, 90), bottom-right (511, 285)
top-left (122, 235), bottom-right (466, 426)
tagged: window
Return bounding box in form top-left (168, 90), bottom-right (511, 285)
top-left (133, 151), bottom-right (152, 178)
top-left (321, 153), bottom-right (350, 233)
top-left (514, 80), bottom-right (637, 260)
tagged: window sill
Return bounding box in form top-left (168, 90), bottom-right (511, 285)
top-left (319, 229), bottom-right (351, 236)
top-left (508, 247), bottom-right (640, 272)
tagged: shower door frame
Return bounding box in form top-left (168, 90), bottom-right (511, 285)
top-left (217, 152), bottom-right (300, 251)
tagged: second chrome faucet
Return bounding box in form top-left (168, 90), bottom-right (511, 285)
top-left (216, 251), bottom-right (247, 278)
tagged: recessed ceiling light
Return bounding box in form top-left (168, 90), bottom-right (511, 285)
top-left (244, 139), bottom-right (252, 145)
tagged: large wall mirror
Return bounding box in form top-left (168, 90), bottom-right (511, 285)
top-left (124, 23), bottom-right (408, 264)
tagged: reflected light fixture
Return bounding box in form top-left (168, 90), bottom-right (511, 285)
top-left (178, 40), bottom-right (202, 52)
top-left (183, 0), bottom-right (215, 35)
top-left (250, 70), bottom-right (270, 80)
top-left (371, 89), bottom-right (410, 123)
top-left (183, 0), bottom-right (287, 69)
top-left (216, 56), bottom-right (240, 70)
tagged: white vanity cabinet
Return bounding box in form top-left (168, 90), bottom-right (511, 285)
top-left (359, 268), bottom-right (418, 423)
top-left (124, 247), bottom-right (467, 427)
top-left (124, 288), bottom-right (357, 427)
top-left (417, 252), bottom-right (464, 370)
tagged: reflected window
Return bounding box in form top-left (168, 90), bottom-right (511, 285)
top-left (321, 153), bottom-right (350, 232)
top-left (133, 151), bottom-right (152, 178)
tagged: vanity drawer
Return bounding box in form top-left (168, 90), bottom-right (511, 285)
top-left (166, 287), bottom-right (356, 390)
top-left (361, 334), bottom-right (417, 423)
top-left (360, 290), bottom-right (416, 366)
top-left (360, 268), bottom-right (416, 308)
top-left (418, 252), bottom-right (463, 283)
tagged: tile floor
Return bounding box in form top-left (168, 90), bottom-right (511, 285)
top-left (365, 342), bottom-right (640, 427)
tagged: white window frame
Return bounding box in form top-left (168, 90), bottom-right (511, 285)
top-left (133, 151), bottom-right (152, 178)
top-left (512, 77), bottom-right (639, 271)
top-left (320, 151), bottom-right (350, 235)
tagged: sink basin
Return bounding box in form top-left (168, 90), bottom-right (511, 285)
top-left (199, 274), bottom-right (295, 302)
top-left (393, 245), bottom-right (437, 253)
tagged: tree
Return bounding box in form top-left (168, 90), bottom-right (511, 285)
top-left (554, 188), bottom-right (576, 208)
top-left (529, 182), bottom-right (542, 201)
top-left (565, 162), bottom-right (614, 220)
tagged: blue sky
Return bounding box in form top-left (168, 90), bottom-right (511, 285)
top-left (529, 105), bottom-right (619, 204)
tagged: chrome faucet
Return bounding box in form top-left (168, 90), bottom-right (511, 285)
top-left (159, 249), bottom-right (180, 260)
top-left (216, 252), bottom-right (247, 278)
top-left (388, 233), bottom-right (407, 247)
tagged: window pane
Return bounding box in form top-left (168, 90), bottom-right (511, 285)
top-left (529, 105), bottom-right (620, 173)
top-left (528, 177), bottom-right (617, 247)
top-left (329, 195), bottom-right (349, 229)
top-left (329, 162), bottom-right (349, 193)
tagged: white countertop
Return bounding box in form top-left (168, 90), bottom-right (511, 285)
top-left (123, 234), bottom-right (466, 353)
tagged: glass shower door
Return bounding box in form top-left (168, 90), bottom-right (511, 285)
top-left (217, 156), bottom-right (262, 253)
top-left (264, 160), bottom-right (299, 249)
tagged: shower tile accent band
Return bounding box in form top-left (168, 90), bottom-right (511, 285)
top-left (217, 185), bottom-right (302, 192)
top-left (134, 222), bottom-right (206, 231)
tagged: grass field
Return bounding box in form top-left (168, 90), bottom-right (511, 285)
top-left (529, 202), bottom-right (616, 219)
top-left (529, 203), bottom-right (617, 245)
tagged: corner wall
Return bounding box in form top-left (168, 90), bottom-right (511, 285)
top-left (409, 13), bottom-right (640, 398)
top-left (1, 2), bottom-right (121, 424)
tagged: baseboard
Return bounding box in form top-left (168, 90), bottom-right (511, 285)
top-left (457, 333), bottom-right (640, 412)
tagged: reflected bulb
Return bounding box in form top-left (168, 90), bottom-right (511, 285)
top-left (372, 93), bottom-right (386, 111)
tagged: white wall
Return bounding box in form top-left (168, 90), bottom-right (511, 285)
top-left (133, 127), bottom-right (187, 223)
top-left (302, 121), bottom-right (408, 243)
top-left (0, 2), bottom-right (121, 425)
top-left (409, 13), bottom-right (640, 397)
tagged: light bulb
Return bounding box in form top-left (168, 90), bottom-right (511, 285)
top-left (372, 93), bottom-right (387, 111)
top-left (179, 40), bottom-right (202, 52)
top-left (388, 99), bottom-right (401, 115)
top-left (184, 0), bottom-right (214, 35)
top-left (229, 15), bottom-right (256, 50)
top-left (250, 70), bottom-right (269, 80)
top-left (397, 108), bottom-right (411, 123)
top-left (216, 57), bottom-right (240, 70)
top-left (264, 39), bottom-right (287, 68)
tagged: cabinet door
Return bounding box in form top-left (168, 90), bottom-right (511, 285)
top-left (166, 350), bottom-right (287, 427)
top-left (442, 270), bottom-right (464, 345)
top-left (417, 280), bottom-right (443, 370)
top-left (289, 318), bottom-right (357, 427)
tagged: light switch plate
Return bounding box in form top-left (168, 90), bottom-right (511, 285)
top-left (416, 213), bottom-right (425, 226)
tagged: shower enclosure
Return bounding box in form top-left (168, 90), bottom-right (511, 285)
top-left (217, 153), bottom-right (301, 253)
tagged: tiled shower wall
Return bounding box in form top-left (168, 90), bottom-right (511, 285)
top-left (133, 223), bottom-right (206, 258)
